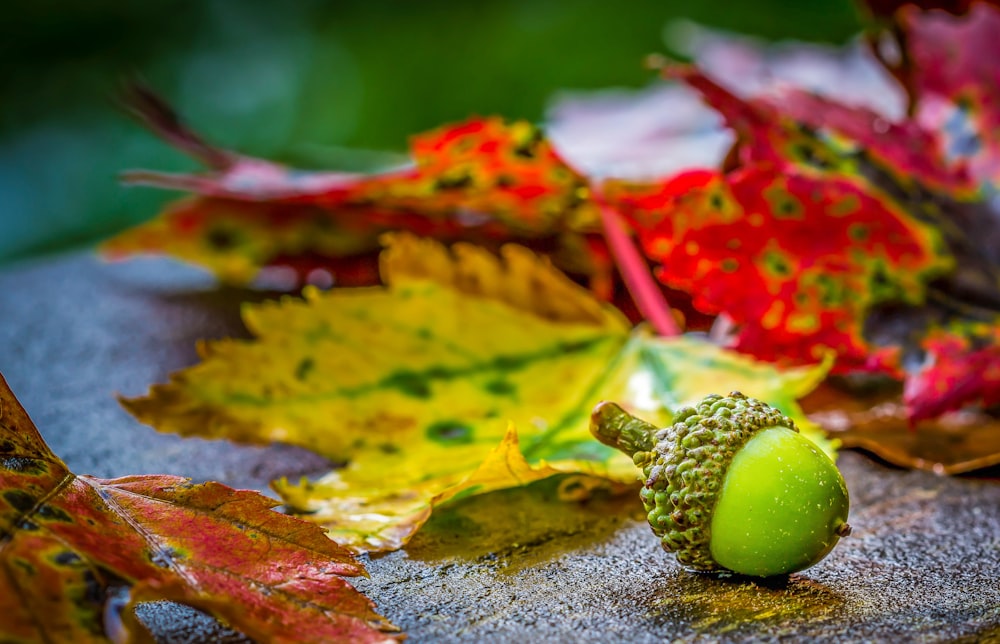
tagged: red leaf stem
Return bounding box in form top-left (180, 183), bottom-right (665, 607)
top-left (595, 197), bottom-right (680, 336)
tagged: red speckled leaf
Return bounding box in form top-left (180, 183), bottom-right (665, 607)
top-left (608, 61), bottom-right (1000, 421)
top-left (339, 116), bottom-right (597, 235)
top-left (671, 65), bottom-right (975, 193)
top-left (107, 87), bottom-right (602, 288)
top-left (606, 164), bottom-right (949, 370)
top-left (665, 11), bottom-right (1000, 421)
top-left (903, 323), bottom-right (1000, 422)
top-left (899, 2), bottom-right (1000, 189)
top-left (0, 373), bottom-right (399, 643)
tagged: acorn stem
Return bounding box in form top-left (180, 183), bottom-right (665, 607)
top-left (590, 401), bottom-right (658, 458)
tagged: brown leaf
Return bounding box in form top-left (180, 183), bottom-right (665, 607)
top-left (803, 382), bottom-right (1000, 474)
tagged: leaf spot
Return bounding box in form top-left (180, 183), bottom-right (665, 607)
top-left (426, 420), bottom-right (475, 445)
top-left (4, 489), bottom-right (37, 513)
top-left (294, 358), bottom-right (315, 381)
top-left (484, 379), bottom-right (517, 397)
top-left (54, 550), bottom-right (83, 566)
top-left (0, 456), bottom-right (45, 474)
top-left (37, 503), bottom-right (73, 523)
top-left (381, 370), bottom-right (432, 399)
top-left (206, 227), bottom-right (240, 250)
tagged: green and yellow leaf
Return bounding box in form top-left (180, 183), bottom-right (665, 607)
top-left (123, 234), bottom-right (833, 552)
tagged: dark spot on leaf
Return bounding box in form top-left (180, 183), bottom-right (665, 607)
top-left (816, 275), bottom-right (844, 307)
top-left (379, 443), bottom-right (401, 455)
top-left (848, 223), bottom-right (870, 242)
top-left (0, 456), bottom-right (44, 473)
top-left (496, 174), bottom-right (515, 188)
top-left (37, 503), bottom-right (73, 523)
top-left (434, 171), bottom-right (473, 190)
top-left (493, 355), bottom-right (528, 371)
top-left (769, 192), bottom-right (802, 219)
top-left (794, 143), bottom-right (832, 170)
top-left (294, 357), bottom-right (315, 381)
top-left (426, 420), bottom-right (475, 445)
top-left (514, 145), bottom-right (537, 159)
top-left (764, 251), bottom-right (793, 278)
top-left (513, 127), bottom-right (543, 158)
top-left (206, 227), bottom-right (239, 250)
top-left (54, 551), bottom-right (82, 566)
top-left (721, 259), bottom-right (740, 274)
top-left (424, 365), bottom-right (452, 379)
top-left (560, 338), bottom-right (602, 353)
top-left (4, 489), bottom-right (37, 513)
top-left (709, 192), bottom-right (725, 211)
top-left (382, 370), bottom-right (432, 398)
top-left (484, 379), bottom-right (517, 396)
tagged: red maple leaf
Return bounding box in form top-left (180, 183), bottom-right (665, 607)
top-left (606, 4), bottom-right (1000, 422)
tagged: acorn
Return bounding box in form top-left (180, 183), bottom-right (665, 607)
top-left (591, 391), bottom-right (850, 577)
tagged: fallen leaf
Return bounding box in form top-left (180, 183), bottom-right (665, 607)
top-left (122, 234), bottom-right (832, 552)
top-left (605, 162), bottom-right (949, 369)
top-left (608, 51), bottom-right (1000, 421)
top-left (0, 374), bottom-right (399, 643)
top-left (871, 1), bottom-right (1000, 190)
top-left (804, 381), bottom-right (1000, 474)
top-left (106, 87), bottom-right (603, 289)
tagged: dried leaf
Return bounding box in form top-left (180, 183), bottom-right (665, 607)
top-left (0, 374), bottom-right (398, 643)
top-left (122, 235), bottom-right (832, 552)
top-left (805, 381), bottom-right (1000, 474)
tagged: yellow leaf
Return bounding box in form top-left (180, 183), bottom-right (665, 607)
top-left (123, 234), bottom-right (833, 553)
top-left (276, 424), bottom-right (618, 552)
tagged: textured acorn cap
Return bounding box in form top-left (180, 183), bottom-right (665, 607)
top-left (590, 391), bottom-right (795, 572)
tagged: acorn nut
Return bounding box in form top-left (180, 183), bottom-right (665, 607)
top-left (590, 391), bottom-right (850, 577)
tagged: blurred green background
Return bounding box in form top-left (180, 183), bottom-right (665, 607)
top-left (0, 0), bottom-right (861, 265)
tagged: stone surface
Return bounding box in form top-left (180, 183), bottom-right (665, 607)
top-left (1, 251), bottom-right (999, 642)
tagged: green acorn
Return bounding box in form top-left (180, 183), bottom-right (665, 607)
top-left (591, 391), bottom-right (850, 577)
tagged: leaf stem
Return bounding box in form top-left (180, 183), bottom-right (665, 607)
top-left (596, 199), bottom-right (680, 336)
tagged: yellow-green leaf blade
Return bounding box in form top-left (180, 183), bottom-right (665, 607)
top-left (124, 235), bottom-right (833, 554)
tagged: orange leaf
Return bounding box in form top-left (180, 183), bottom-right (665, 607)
top-left (0, 374), bottom-right (399, 643)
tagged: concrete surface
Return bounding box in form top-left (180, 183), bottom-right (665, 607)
top-left (2, 251), bottom-right (999, 642)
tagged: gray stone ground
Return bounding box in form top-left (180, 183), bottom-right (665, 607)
top-left (2, 252), bottom-right (998, 642)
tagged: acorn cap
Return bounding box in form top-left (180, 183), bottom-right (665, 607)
top-left (590, 391), bottom-right (795, 572)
